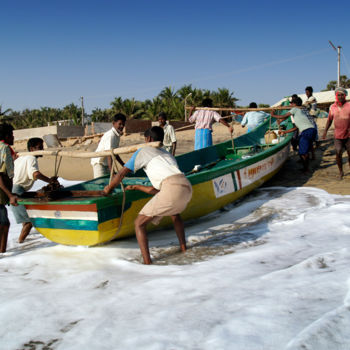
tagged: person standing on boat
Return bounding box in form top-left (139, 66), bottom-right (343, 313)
top-left (241, 102), bottom-right (269, 133)
top-left (188, 98), bottom-right (233, 150)
top-left (322, 87), bottom-right (350, 179)
top-left (0, 123), bottom-right (18, 254)
top-left (11, 138), bottom-right (60, 243)
top-left (91, 113), bottom-right (126, 178)
top-left (103, 126), bottom-right (192, 265)
top-left (158, 112), bottom-right (177, 156)
top-left (271, 97), bottom-right (316, 172)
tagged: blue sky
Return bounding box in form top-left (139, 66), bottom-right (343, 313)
top-left (1, 0), bottom-right (350, 113)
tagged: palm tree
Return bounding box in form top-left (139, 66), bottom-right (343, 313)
top-left (159, 86), bottom-right (177, 101)
top-left (176, 85), bottom-right (194, 100)
top-left (0, 105), bottom-right (13, 121)
top-left (91, 108), bottom-right (113, 122)
top-left (211, 88), bottom-right (237, 107)
top-left (110, 97), bottom-right (124, 113)
top-left (143, 97), bottom-right (163, 120)
top-left (62, 104), bottom-right (82, 125)
top-left (120, 98), bottom-right (144, 119)
top-left (159, 87), bottom-right (177, 113)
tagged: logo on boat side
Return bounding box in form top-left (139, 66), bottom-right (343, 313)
top-left (212, 174), bottom-right (235, 198)
top-left (54, 210), bottom-right (62, 218)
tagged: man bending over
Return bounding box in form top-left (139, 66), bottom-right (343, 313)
top-left (103, 126), bottom-right (192, 264)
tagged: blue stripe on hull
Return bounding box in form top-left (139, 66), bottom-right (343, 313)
top-left (32, 218), bottom-right (98, 231)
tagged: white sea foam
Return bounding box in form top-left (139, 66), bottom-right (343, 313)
top-left (1, 180), bottom-right (350, 349)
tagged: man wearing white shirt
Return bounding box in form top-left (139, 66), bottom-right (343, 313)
top-left (12, 138), bottom-right (59, 243)
top-left (103, 126), bottom-right (192, 265)
top-left (304, 86), bottom-right (319, 146)
top-left (91, 113), bottom-right (126, 178)
top-left (158, 112), bottom-right (177, 155)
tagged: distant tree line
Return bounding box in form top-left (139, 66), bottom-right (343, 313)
top-left (324, 75), bottom-right (350, 90)
top-left (1, 85), bottom-right (240, 129)
top-left (3, 76), bottom-right (350, 130)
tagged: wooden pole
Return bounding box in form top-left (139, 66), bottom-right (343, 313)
top-left (230, 121), bottom-right (235, 152)
top-left (18, 141), bottom-right (161, 158)
top-left (80, 96), bottom-right (85, 126)
top-left (185, 106), bottom-right (295, 112)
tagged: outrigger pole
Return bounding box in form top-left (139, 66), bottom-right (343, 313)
top-left (17, 141), bottom-right (161, 158)
top-left (185, 106), bottom-right (295, 112)
top-left (176, 106), bottom-right (293, 132)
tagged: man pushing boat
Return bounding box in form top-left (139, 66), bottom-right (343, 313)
top-left (103, 126), bottom-right (192, 264)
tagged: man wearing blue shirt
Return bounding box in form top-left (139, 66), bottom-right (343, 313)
top-left (241, 102), bottom-right (269, 132)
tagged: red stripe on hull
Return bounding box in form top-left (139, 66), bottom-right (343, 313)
top-left (236, 169), bottom-right (242, 190)
top-left (25, 204), bottom-right (97, 212)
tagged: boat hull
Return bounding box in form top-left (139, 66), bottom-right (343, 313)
top-left (23, 143), bottom-right (290, 246)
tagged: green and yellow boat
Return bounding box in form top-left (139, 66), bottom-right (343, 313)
top-left (19, 119), bottom-right (292, 246)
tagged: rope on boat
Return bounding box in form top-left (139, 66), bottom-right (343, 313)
top-left (54, 153), bottom-right (62, 177)
top-left (230, 121), bottom-right (235, 153)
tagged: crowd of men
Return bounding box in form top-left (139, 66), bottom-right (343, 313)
top-left (0, 86), bottom-right (349, 263)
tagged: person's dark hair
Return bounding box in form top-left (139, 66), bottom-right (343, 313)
top-left (113, 113), bottom-right (127, 123)
top-left (202, 98), bottom-right (213, 108)
top-left (144, 126), bottom-right (164, 142)
top-left (27, 137), bottom-right (44, 152)
top-left (290, 94), bottom-right (298, 103)
top-left (294, 97), bottom-right (303, 106)
top-left (305, 86), bottom-right (313, 93)
top-left (0, 123), bottom-right (14, 140)
top-left (158, 112), bottom-right (167, 120)
top-left (249, 102), bottom-right (257, 108)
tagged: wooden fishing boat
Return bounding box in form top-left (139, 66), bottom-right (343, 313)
top-left (18, 118), bottom-right (292, 246)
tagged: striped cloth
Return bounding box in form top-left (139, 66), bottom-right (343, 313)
top-left (195, 129), bottom-right (213, 150)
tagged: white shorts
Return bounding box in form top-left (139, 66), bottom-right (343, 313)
top-left (92, 164), bottom-right (109, 178)
top-left (139, 174), bottom-right (192, 225)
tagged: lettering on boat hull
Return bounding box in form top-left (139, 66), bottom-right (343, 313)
top-left (241, 147), bottom-right (289, 187)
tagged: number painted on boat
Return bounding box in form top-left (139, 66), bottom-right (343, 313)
top-left (212, 174), bottom-right (235, 198)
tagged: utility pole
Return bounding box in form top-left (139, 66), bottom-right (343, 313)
top-left (329, 41), bottom-right (341, 87)
top-left (184, 93), bottom-right (192, 122)
top-left (80, 96), bottom-right (85, 126)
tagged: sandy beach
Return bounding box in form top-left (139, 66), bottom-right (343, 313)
top-left (13, 118), bottom-right (350, 195)
top-left (6, 119), bottom-right (350, 350)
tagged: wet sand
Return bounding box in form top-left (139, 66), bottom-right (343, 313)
top-left (13, 119), bottom-right (350, 195)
